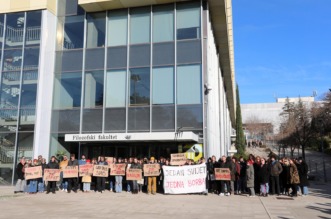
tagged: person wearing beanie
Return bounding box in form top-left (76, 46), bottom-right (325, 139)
top-left (46, 156), bottom-right (59, 194)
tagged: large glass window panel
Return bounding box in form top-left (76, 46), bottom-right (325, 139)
top-left (85, 48), bottom-right (105, 70)
top-left (130, 7), bottom-right (150, 44)
top-left (153, 5), bottom-right (174, 42)
top-left (105, 108), bottom-right (126, 132)
top-left (0, 132), bottom-right (15, 184)
top-left (106, 70), bottom-right (126, 107)
top-left (5, 13), bottom-right (25, 49)
top-left (129, 68), bottom-right (150, 106)
top-left (0, 109), bottom-right (18, 131)
top-left (3, 49), bottom-right (22, 71)
top-left (153, 42), bottom-right (174, 66)
top-left (177, 2), bottom-right (200, 40)
top-left (107, 46), bottom-right (127, 69)
top-left (55, 50), bottom-right (83, 72)
top-left (86, 12), bottom-right (106, 48)
top-left (108, 10), bottom-right (127, 46)
top-left (0, 14), bottom-right (4, 48)
top-left (177, 65), bottom-right (201, 104)
top-left (128, 106), bottom-right (150, 132)
top-left (152, 105), bottom-right (175, 131)
top-left (82, 108), bottom-right (102, 133)
top-left (23, 47), bottom-right (40, 70)
top-left (17, 132), bottom-right (34, 161)
top-left (0, 71), bottom-right (20, 109)
top-left (84, 71), bottom-right (104, 108)
top-left (129, 44), bottom-right (150, 67)
top-left (20, 70), bottom-right (37, 127)
top-left (25, 11), bottom-right (42, 47)
top-left (63, 15), bottom-right (84, 49)
top-left (177, 104), bottom-right (202, 130)
top-left (53, 72), bottom-right (82, 109)
top-left (177, 40), bottom-right (201, 64)
top-left (152, 67), bottom-right (174, 104)
top-left (51, 109), bottom-right (80, 133)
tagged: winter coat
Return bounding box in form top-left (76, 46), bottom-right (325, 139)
top-left (258, 164), bottom-right (269, 184)
top-left (47, 161), bottom-right (59, 169)
top-left (297, 162), bottom-right (309, 186)
top-left (16, 162), bottom-right (25, 180)
top-left (270, 161), bottom-right (283, 176)
top-left (246, 164), bottom-right (254, 188)
top-left (289, 163), bottom-right (300, 184)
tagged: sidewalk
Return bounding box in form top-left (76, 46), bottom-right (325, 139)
top-left (1, 181), bottom-right (330, 219)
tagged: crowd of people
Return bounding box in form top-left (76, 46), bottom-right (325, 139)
top-left (14, 153), bottom-right (309, 197)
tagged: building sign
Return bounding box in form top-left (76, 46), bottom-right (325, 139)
top-left (163, 164), bottom-right (207, 194)
top-left (65, 132), bottom-right (199, 142)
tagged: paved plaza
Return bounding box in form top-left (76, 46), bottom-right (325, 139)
top-left (0, 182), bottom-right (330, 219)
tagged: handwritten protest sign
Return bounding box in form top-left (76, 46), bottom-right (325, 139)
top-left (25, 166), bottom-right (42, 180)
top-left (63, 166), bottom-right (78, 178)
top-left (126, 169), bottom-right (142, 181)
top-left (44, 169), bottom-right (61, 181)
top-left (143, 164), bottom-right (160, 176)
top-left (170, 153), bottom-right (187, 166)
top-left (110, 163), bottom-right (126, 176)
top-left (93, 165), bottom-right (109, 177)
top-left (214, 168), bottom-right (231, 181)
top-left (163, 164), bottom-right (207, 194)
top-left (79, 164), bottom-right (94, 177)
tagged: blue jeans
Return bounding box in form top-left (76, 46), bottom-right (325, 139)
top-left (109, 181), bottom-right (114, 191)
top-left (29, 180), bottom-right (38, 193)
top-left (38, 178), bottom-right (44, 192)
top-left (83, 183), bottom-right (90, 191)
top-left (127, 182), bottom-right (131, 192)
top-left (62, 180), bottom-right (68, 190)
top-left (115, 176), bottom-right (123, 193)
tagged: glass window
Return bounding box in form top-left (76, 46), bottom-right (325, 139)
top-left (105, 108), bottom-right (126, 132)
top-left (152, 67), bottom-right (174, 104)
top-left (84, 71), bottom-right (104, 108)
top-left (153, 5), bottom-right (174, 42)
top-left (177, 2), bottom-right (200, 40)
top-left (5, 12), bottom-right (25, 49)
top-left (129, 44), bottom-right (150, 67)
top-left (129, 68), bottom-right (150, 106)
top-left (63, 15), bottom-right (84, 49)
top-left (128, 106), bottom-right (150, 132)
top-left (107, 46), bottom-right (127, 69)
top-left (130, 7), bottom-right (150, 44)
top-left (177, 65), bottom-right (201, 104)
top-left (106, 70), bottom-right (126, 107)
top-left (23, 47), bottom-right (40, 70)
top-left (53, 72), bottom-right (82, 109)
top-left (153, 42), bottom-right (174, 66)
top-left (152, 105), bottom-right (175, 131)
top-left (177, 40), bottom-right (201, 64)
top-left (85, 48), bottom-right (105, 70)
top-left (55, 50), bottom-right (83, 72)
top-left (17, 132), bottom-right (34, 161)
top-left (51, 109), bottom-right (80, 132)
top-left (3, 49), bottom-right (22, 71)
top-left (82, 108), bottom-right (102, 133)
top-left (25, 11), bottom-right (42, 47)
top-left (0, 71), bottom-right (20, 109)
top-left (20, 71), bottom-right (38, 108)
top-left (0, 14), bottom-right (5, 48)
top-left (0, 132), bottom-right (14, 184)
top-left (86, 12), bottom-right (106, 48)
top-left (177, 104), bottom-right (203, 130)
top-left (108, 10), bottom-right (127, 46)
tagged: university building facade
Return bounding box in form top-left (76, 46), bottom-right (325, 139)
top-left (0, 0), bottom-right (236, 184)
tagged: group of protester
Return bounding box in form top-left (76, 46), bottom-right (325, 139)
top-left (14, 153), bottom-right (309, 197)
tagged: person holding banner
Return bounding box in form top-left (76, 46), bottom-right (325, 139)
top-left (115, 158), bottom-right (124, 193)
top-left (147, 157), bottom-right (158, 195)
top-left (82, 159), bottom-right (92, 193)
top-left (14, 157), bottom-right (26, 194)
top-left (96, 156), bottom-right (108, 193)
top-left (218, 156), bottom-right (230, 196)
top-left (129, 158), bottom-right (142, 194)
top-left (59, 155), bottom-right (69, 192)
top-left (67, 154), bottom-right (79, 193)
top-left (28, 159), bottom-right (39, 194)
top-left (46, 156), bottom-right (59, 194)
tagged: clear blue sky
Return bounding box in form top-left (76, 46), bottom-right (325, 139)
top-left (233, 0), bottom-right (331, 104)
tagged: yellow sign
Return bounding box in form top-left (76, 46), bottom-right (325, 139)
top-left (184, 144), bottom-right (203, 162)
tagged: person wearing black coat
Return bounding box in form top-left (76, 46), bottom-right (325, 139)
top-left (14, 157), bottom-right (26, 194)
top-left (46, 156), bottom-right (59, 194)
top-left (297, 157), bottom-right (309, 196)
top-left (258, 158), bottom-right (269, 196)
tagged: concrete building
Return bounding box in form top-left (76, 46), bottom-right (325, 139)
top-left (0, 0), bottom-right (236, 184)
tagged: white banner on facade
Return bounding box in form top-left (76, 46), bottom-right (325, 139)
top-left (163, 164), bottom-right (207, 194)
